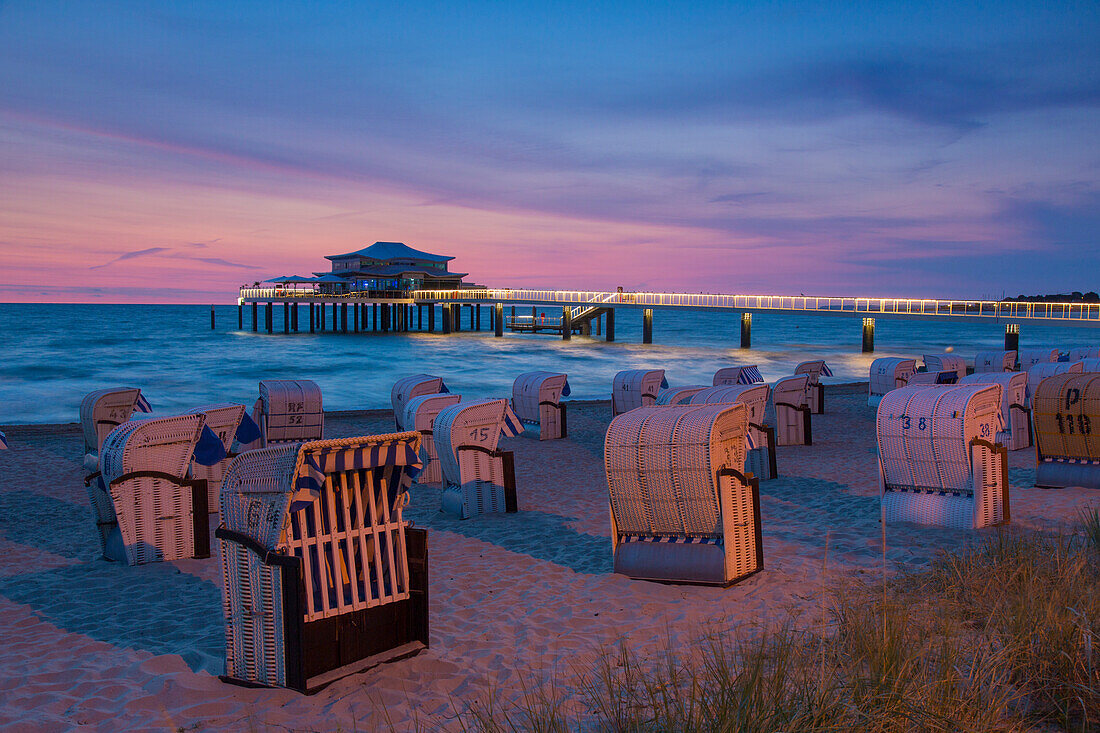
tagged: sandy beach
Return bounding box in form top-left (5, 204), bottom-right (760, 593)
top-left (0, 382), bottom-right (1096, 732)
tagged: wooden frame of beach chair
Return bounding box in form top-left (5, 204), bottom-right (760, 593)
top-left (1018, 348), bottom-right (1059, 369)
top-left (402, 393), bottom-right (462, 484)
top-left (869, 358), bottom-right (917, 407)
top-left (713, 365), bottom-right (765, 386)
top-left (656, 386), bottom-right (706, 406)
top-left (877, 384), bottom-right (1008, 530)
top-left (391, 374), bottom-right (447, 430)
top-left (1026, 362), bottom-right (1083, 408)
top-left (87, 414), bottom-right (211, 565)
top-left (923, 354), bottom-right (967, 378)
top-left (80, 387), bottom-right (147, 480)
top-left (772, 374), bottom-right (812, 446)
top-left (793, 360), bottom-right (831, 414)
top-left (959, 372), bottom-right (1032, 451)
top-left (435, 399), bottom-right (522, 519)
top-left (511, 371), bottom-right (570, 440)
top-left (1032, 373), bottom-right (1100, 490)
top-left (907, 370), bottom-right (959, 386)
top-left (187, 403), bottom-right (246, 514)
top-left (605, 403), bottom-right (762, 586)
top-left (688, 384), bottom-right (777, 480)
top-left (215, 433), bottom-right (428, 693)
top-left (253, 380), bottom-right (324, 446)
top-left (612, 369), bottom-right (668, 416)
top-left (973, 350), bottom-right (1017, 373)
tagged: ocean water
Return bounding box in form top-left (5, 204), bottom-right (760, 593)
top-left (2, 303), bottom-right (1098, 424)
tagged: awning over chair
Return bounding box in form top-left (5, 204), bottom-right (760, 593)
top-left (292, 439), bottom-right (423, 510)
top-left (820, 363), bottom-right (834, 377)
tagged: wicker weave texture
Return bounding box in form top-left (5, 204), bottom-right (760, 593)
top-left (220, 539), bottom-right (289, 687)
top-left (391, 375), bottom-right (446, 430)
top-left (1018, 348), bottom-right (1059, 368)
top-left (403, 393), bottom-right (462, 483)
top-left (688, 384), bottom-right (770, 448)
top-left (612, 370), bottom-right (667, 415)
top-left (1032, 373), bottom-right (1100, 462)
top-left (869, 358), bottom-right (917, 406)
top-left (924, 355), bottom-right (967, 374)
top-left (973, 351), bottom-right (1016, 373)
top-left (656, 386), bottom-right (706, 406)
top-left (1067, 347), bottom-right (1100, 361)
top-left (511, 371), bottom-right (568, 440)
top-left (257, 380), bottom-right (323, 445)
top-left (713, 366), bottom-right (763, 386)
top-left (1081, 358), bottom-right (1100, 373)
top-left (773, 375), bottom-right (810, 446)
top-left (80, 387), bottom-right (142, 462)
top-left (958, 372), bottom-right (1030, 450)
top-left (1026, 362), bottom-right (1083, 407)
top-left (435, 399), bottom-right (517, 518)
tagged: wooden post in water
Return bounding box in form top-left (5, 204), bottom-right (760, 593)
top-left (442, 305), bottom-right (452, 334)
top-left (642, 308), bottom-right (653, 344)
top-left (595, 313), bottom-right (601, 335)
top-left (238, 303), bottom-right (243, 330)
top-left (210, 305), bottom-right (216, 330)
top-left (1005, 323), bottom-right (1019, 351)
top-left (381, 303), bottom-right (389, 331)
top-left (740, 313), bottom-right (751, 348)
top-left (309, 303), bottom-right (315, 333)
top-left (452, 305), bottom-right (461, 332)
top-left (292, 303), bottom-right (299, 332)
top-left (265, 302), bottom-right (273, 333)
top-left (862, 317), bottom-right (875, 353)
top-left (418, 305), bottom-right (423, 330)
top-left (251, 302), bottom-right (258, 332)
top-left (354, 303), bottom-right (360, 332)
top-left (283, 302), bottom-right (289, 333)
top-left (562, 307), bottom-right (572, 340)
top-left (605, 308), bottom-right (615, 341)
top-left (476, 305), bottom-right (481, 330)
top-left (428, 303), bottom-right (436, 332)
top-left (495, 303), bottom-right (504, 337)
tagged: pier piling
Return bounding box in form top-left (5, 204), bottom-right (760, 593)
top-left (642, 308), bottom-right (653, 344)
top-left (605, 308), bottom-right (615, 341)
top-left (428, 304), bottom-right (435, 332)
top-left (354, 303), bottom-right (360, 332)
top-left (309, 304), bottom-right (315, 333)
top-left (283, 303), bottom-right (289, 333)
top-left (251, 302), bottom-right (258, 332)
top-left (476, 305), bottom-right (482, 330)
top-left (210, 305), bottom-right (216, 330)
top-left (740, 313), bottom-right (751, 348)
top-left (238, 303), bottom-right (243, 330)
top-left (862, 317), bottom-right (875, 352)
top-left (495, 303), bottom-right (503, 337)
top-left (292, 304), bottom-right (299, 331)
top-left (1005, 324), bottom-right (1019, 351)
top-left (562, 307), bottom-right (572, 340)
top-left (265, 302), bottom-right (273, 333)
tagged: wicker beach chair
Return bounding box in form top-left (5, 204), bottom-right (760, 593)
top-left (1018, 348), bottom-right (1059, 369)
top-left (924, 354), bottom-right (967, 378)
top-left (511, 371), bottom-right (570, 440)
top-left (216, 433), bottom-right (428, 693)
top-left (1080, 358), bottom-right (1100, 373)
top-left (713, 365), bottom-right (765, 386)
top-left (973, 350), bottom-right (1017, 373)
top-left (80, 387), bottom-right (150, 479)
top-left (87, 414), bottom-right (211, 565)
top-left (0, 431), bottom-right (7, 449)
top-left (186, 403), bottom-right (254, 514)
top-left (402, 393), bottom-right (463, 484)
top-left (435, 399), bottom-right (523, 518)
top-left (391, 374), bottom-right (448, 430)
top-left (958, 372), bottom-right (1031, 450)
top-left (1066, 347), bottom-right (1100, 361)
top-left (1026, 362), bottom-right (1084, 407)
top-left (612, 369), bottom-right (668, 415)
top-left (794, 360), bottom-right (832, 414)
top-left (605, 403), bottom-right (762, 585)
top-left (869, 358), bottom-right (918, 407)
top-left (656, 386), bottom-right (707, 406)
top-left (877, 384), bottom-right (1007, 530)
top-left (772, 374), bottom-right (812, 446)
top-left (907, 370), bottom-right (959, 386)
top-left (1032, 373), bottom-right (1100, 489)
top-left (688, 384), bottom-right (777, 479)
top-left (250, 380), bottom-right (324, 447)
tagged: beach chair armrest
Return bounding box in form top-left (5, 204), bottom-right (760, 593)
top-left (774, 401), bottom-right (809, 412)
top-left (456, 444), bottom-right (504, 458)
top-left (716, 466), bottom-right (750, 484)
top-left (215, 526), bottom-right (299, 568)
top-left (83, 470), bottom-right (102, 486)
top-left (107, 469), bottom-right (188, 488)
top-left (538, 400), bottom-right (561, 408)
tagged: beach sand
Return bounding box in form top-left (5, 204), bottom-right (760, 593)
top-left (0, 382), bottom-right (1096, 731)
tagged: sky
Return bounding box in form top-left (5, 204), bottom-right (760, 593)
top-left (1, 1), bottom-right (1098, 303)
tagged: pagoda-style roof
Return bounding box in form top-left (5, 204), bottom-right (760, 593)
top-left (312, 265), bottom-right (468, 279)
top-left (325, 241), bottom-right (454, 263)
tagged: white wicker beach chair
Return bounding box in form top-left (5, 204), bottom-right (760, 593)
top-left (605, 403), bottom-right (761, 585)
top-left (877, 384), bottom-right (1007, 530)
top-left (794, 360), bottom-right (832, 414)
top-left (87, 414), bottom-right (211, 565)
top-left (1018, 348), bottom-right (1058, 369)
top-left (958, 372), bottom-right (1031, 450)
top-left (1026, 362), bottom-right (1084, 407)
top-left (402, 393), bottom-right (463, 484)
top-left (80, 387), bottom-right (150, 479)
top-left (1032, 373), bottom-right (1100, 489)
top-left (612, 369), bottom-right (668, 415)
top-left (0, 431), bottom-right (6, 449)
top-left (186, 403), bottom-right (249, 514)
top-left (216, 433), bottom-right (428, 693)
top-left (869, 358), bottom-right (917, 407)
top-left (250, 380), bottom-right (324, 447)
top-left (907, 370), bottom-right (959, 386)
top-left (772, 374), bottom-right (812, 446)
top-left (656, 386), bottom-right (707, 406)
top-left (1066, 347), bottom-right (1100, 362)
top-left (688, 384), bottom-right (777, 479)
top-left (973, 350), bottom-right (1016, 373)
top-left (923, 355), bottom-right (967, 380)
top-left (435, 399), bottom-right (523, 519)
top-left (1080, 358), bottom-right (1100, 373)
top-left (391, 374), bottom-right (448, 430)
top-left (511, 371), bottom-right (570, 440)
top-left (713, 365), bottom-right (765, 386)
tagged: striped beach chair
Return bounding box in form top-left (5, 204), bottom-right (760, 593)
top-left (713, 365), bottom-right (764, 386)
top-left (435, 399), bottom-right (523, 518)
top-left (1032, 373), bottom-right (1100, 490)
top-left (511, 371), bottom-right (570, 440)
top-left (923, 354), bottom-right (967, 379)
top-left (186, 403), bottom-right (260, 515)
top-left (958, 372), bottom-right (1031, 450)
top-left (250, 380), bottom-right (324, 447)
top-left (794, 360), bottom-right (832, 414)
top-left (612, 369), bottom-right (668, 415)
top-left (87, 413), bottom-right (212, 565)
top-left (216, 433), bottom-right (428, 693)
top-left (80, 387), bottom-right (151, 480)
top-left (688, 384), bottom-right (777, 479)
top-left (1026, 362), bottom-right (1083, 408)
top-left (605, 403), bottom-right (762, 585)
top-left (656, 386), bottom-right (707, 406)
top-left (877, 384), bottom-right (1008, 530)
top-left (973, 350), bottom-right (1016, 373)
top-left (391, 374), bottom-right (448, 430)
top-left (1018, 348), bottom-right (1059, 369)
top-left (869, 358), bottom-right (917, 407)
top-left (402, 393), bottom-right (462, 484)
top-left (772, 374), bottom-right (812, 446)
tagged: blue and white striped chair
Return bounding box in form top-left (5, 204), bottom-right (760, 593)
top-left (435, 399), bottom-right (523, 518)
top-left (794, 360), bottom-right (832, 414)
top-left (403, 393), bottom-right (463, 484)
top-left (713, 365), bottom-right (764, 386)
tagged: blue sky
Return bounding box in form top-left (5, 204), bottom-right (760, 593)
top-left (1, 1), bottom-right (1097, 301)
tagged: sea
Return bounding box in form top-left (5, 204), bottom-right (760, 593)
top-left (3, 303), bottom-right (1098, 425)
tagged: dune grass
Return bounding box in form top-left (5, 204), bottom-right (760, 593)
top-left (455, 515), bottom-right (1100, 732)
